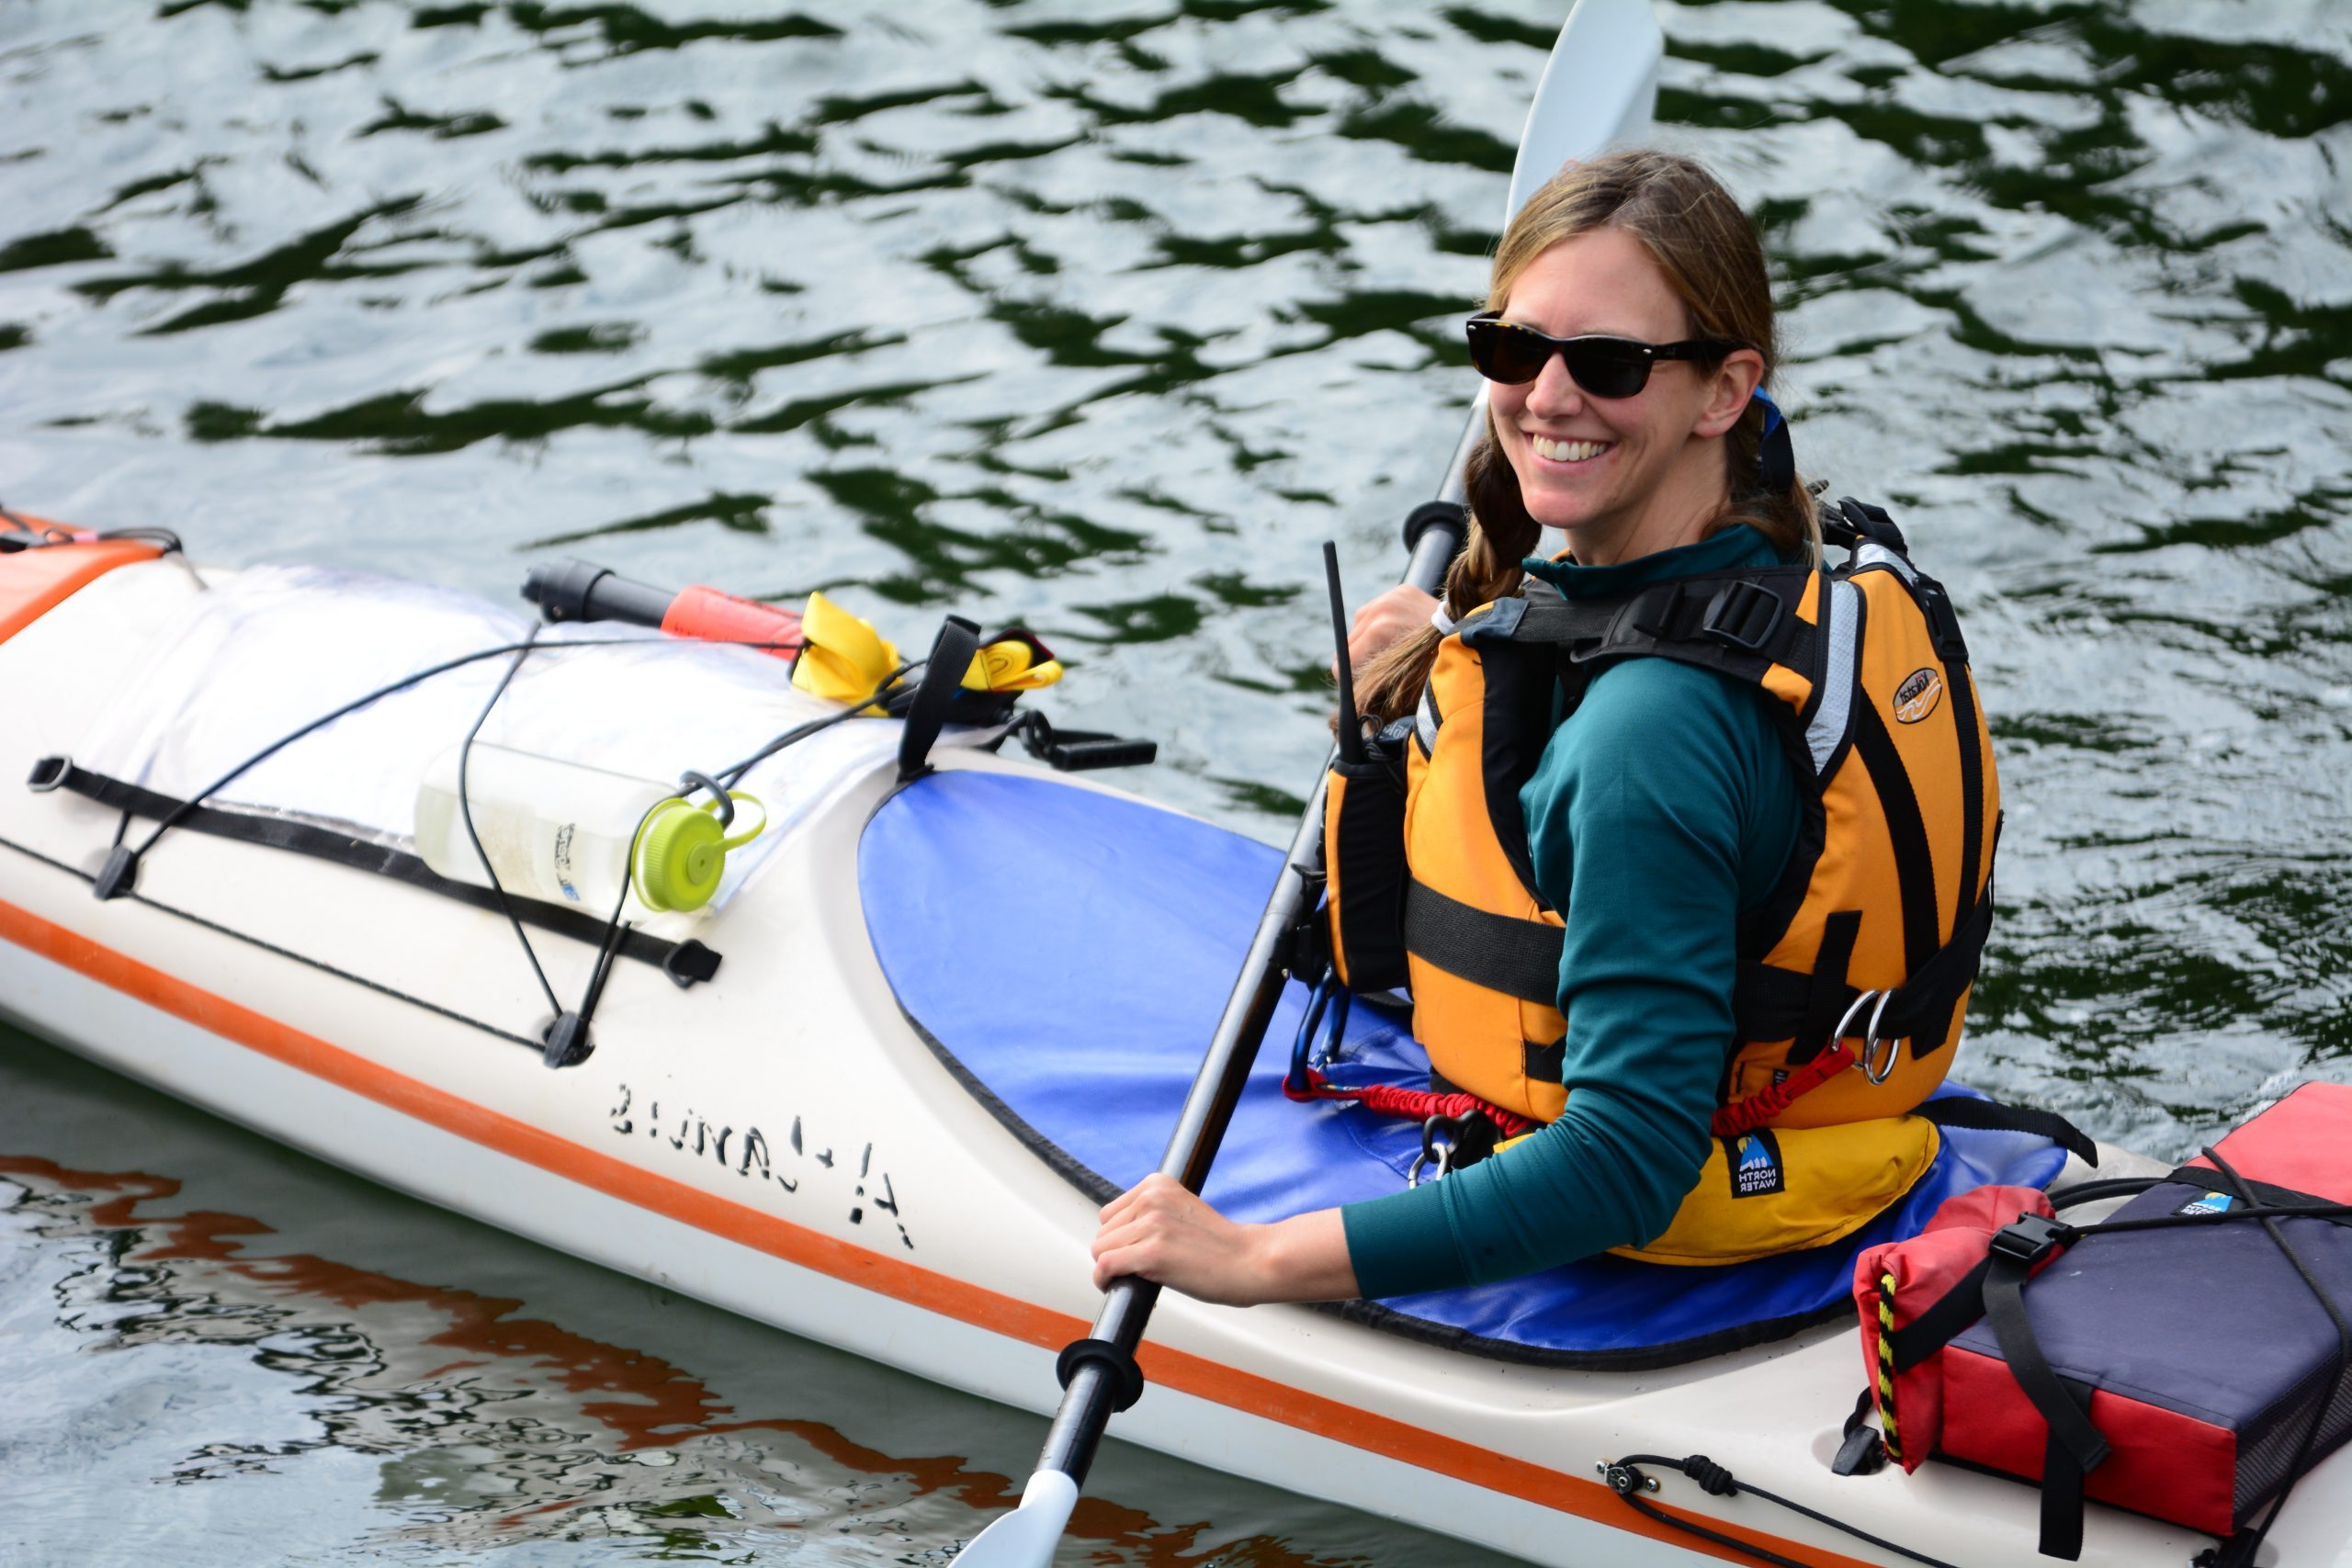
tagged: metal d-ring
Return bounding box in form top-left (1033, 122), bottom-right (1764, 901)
top-left (1832, 988), bottom-right (1902, 1085)
top-left (1408, 1114), bottom-right (1464, 1188)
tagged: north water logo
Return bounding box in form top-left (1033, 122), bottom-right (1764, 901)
top-left (2176, 1190), bottom-right (2236, 1216)
top-left (1894, 666), bottom-right (1944, 724)
top-left (1725, 1128), bottom-right (1787, 1198)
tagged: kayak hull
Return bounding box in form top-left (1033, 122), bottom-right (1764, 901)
top-left (0, 555), bottom-right (2326, 1567)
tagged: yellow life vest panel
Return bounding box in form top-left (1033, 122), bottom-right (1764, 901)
top-left (1323, 499), bottom-right (2003, 1265)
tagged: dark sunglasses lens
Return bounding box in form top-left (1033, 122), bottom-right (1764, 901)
top-left (1562, 339), bottom-right (1652, 399)
top-left (1465, 321), bottom-right (1548, 385)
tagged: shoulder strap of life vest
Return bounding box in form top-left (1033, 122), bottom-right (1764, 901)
top-left (1471, 565), bottom-right (1822, 696)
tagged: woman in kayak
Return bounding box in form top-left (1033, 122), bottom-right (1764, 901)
top-left (1091, 148), bottom-right (1825, 1304)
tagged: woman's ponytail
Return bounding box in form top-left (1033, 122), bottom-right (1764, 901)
top-left (1355, 430), bottom-right (1542, 723)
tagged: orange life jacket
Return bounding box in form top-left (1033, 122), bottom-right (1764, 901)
top-left (1321, 500), bottom-right (2006, 1264)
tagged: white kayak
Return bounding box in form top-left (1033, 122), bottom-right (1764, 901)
top-left (6, 538), bottom-right (2348, 1568)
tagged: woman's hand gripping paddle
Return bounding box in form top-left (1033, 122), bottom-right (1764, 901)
top-left (947, 5), bottom-right (1662, 1563)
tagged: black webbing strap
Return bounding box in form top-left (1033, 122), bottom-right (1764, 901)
top-left (1791, 908), bottom-right (1860, 1064)
top-left (1734, 886), bottom-right (1993, 1056)
top-left (1979, 1214), bottom-right (2109, 1561)
top-left (1849, 702), bottom-right (1940, 987)
top-left (1919, 1097), bottom-right (2098, 1168)
top-left (1886, 1253), bottom-right (1995, 1377)
top-left (896, 616), bottom-right (983, 784)
top-left (1402, 877), bottom-right (1561, 1006)
top-left (1942, 619), bottom-right (1985, 949)
top-left (1521, 1036), bottom-right (1566, 1084)
top-left (1503, 567), bottom-right (1818, 676)
top-left (28, 756), bottom-right (720, 986)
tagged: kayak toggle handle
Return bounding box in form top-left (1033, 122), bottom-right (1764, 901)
top-left (1012, 711), bottom-right (1158, 773)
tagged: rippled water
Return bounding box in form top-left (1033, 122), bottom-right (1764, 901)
top-left (2, 0), bottom-right (2348, 1562)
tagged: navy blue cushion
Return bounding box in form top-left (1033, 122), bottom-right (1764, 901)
top-left (860, 769), bottom-right (2064, 1366)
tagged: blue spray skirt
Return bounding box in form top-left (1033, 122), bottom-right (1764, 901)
top-left (859, 769), bottom-right (2065, 1368)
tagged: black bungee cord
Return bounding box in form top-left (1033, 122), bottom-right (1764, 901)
top-left (0, 505), bottom-right (186, 556)
top-left (89, 624), bottom-right (925, 1066)
top-left (455, 624), bottom-right (564, 1024)
top-left (1602, 1452), bottom-right (1961, 1568)
top-left (104, 630), bottom-right (808, 892)
top-left (712, 660), bottom-right (916, 787)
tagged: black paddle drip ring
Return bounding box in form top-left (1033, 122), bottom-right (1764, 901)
top-left (1056, 1337), bottom-right (1146, 1413)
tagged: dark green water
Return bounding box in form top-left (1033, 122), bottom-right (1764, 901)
top-left (0, 0), bottom-right (2346, 1561)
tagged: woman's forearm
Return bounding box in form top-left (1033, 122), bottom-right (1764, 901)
top-left (1091, 1175), bottom-right (1361, 1306)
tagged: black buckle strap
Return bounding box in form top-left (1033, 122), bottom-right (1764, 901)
top-left (1700, 578), bottom-right (1788, 655)
top-left (896, 615), bottom-right (983, 784)
top-left (1988, 1212), bottom-right (2075, 1269)
top-left (1920, 1097), bottom-right (2099, 1168)
top-left (1981, 1214), bottom-right (2109, 1561)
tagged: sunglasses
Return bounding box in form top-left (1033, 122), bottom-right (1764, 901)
top-left (1464, 310), bottom-right (1746, 399)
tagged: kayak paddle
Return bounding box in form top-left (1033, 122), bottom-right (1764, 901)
top-left (947, 4), bottom-right (1662, 1562)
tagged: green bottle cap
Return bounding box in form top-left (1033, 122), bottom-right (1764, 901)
top-left (634, 791), bottom-right (765, 913)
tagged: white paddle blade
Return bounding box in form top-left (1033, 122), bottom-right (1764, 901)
top-left (949, 1469), bottom-right (1080, 1568)
top-left (1505, 0), bottom-right (1665, 226)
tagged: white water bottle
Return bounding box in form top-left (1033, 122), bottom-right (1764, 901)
top-left (414, 741), bottom-right (673, 911)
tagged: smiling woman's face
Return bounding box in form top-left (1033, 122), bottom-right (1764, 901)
top-left (1489, 227), bottom-right (1758, 564)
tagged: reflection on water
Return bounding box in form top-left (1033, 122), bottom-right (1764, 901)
top-left (0, 1029), bottom-right (1495, 1566)
top-left (0, 0), bottom-right (2348, 1556)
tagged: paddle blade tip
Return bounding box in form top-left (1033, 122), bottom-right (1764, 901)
top-left (949, 1470), bottom-right (1080, 1568)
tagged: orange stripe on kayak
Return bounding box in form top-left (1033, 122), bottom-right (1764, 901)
top-left (0, 535), bottom-right (162, 645)
top-left (0, 893), bottom-right (1870, 1568)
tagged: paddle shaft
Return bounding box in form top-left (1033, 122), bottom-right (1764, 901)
top-left (1035, 398), bottom-right (1482, 1488)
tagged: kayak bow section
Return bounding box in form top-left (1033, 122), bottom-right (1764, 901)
top-left (859, 769), bottom-right (2067, 1368)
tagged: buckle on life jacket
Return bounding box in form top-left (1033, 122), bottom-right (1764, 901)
top-left (1699, 578), bottom-right (1787, 656)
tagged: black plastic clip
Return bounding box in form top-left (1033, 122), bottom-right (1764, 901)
top-left (1833, 1422), bottom-right (1888, 1477)
top-left (541, 1011), bottom-right (594, 1069)
top-left (92, 846), bottom-right (139, 901)
top-left (1700, 579), bottom-right (1787, 656)
top-left (662, 939), bottom-right (720, 989)
top-left (1056, 1336), bottom-right (1146, 1413)
top-left (27, 755), bottom-right (68, 792)
top-left (1988, 1212), bottom-right (2073, 1268)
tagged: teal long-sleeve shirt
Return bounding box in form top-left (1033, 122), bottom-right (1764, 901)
top-left (1340, 525), bottom-right (1803, 1299)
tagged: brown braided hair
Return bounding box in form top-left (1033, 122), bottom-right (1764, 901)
top-left (1355, 149), bottom-right (1819, 722)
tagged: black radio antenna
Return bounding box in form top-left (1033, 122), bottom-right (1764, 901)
top-left (1323, 541), bottom-right (1363, 766)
